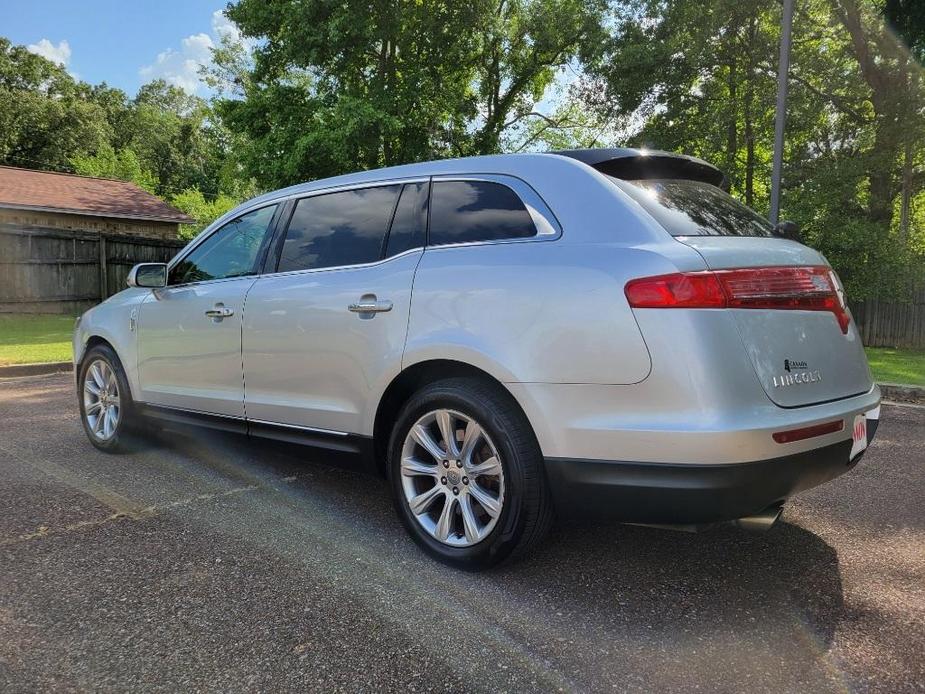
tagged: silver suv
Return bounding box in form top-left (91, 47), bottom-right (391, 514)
top-left (73, 149), bottom-right (881, 568)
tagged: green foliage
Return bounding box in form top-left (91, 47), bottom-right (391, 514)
top-left (70, 144), bottom-right (158, 193)
top-left (579, 0), bottom-right (925, 300)
top-left (212, 0), bottom-right (606, 187)
top-left (169, 189), bottom-right (243, 240)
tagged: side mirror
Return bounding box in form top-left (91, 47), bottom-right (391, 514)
top-left (774, 220), bottom-right (802, 242)
top-left (127, 263), bottom-right (167, 289)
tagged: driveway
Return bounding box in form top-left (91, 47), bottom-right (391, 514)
top-left (1, 374), bottom-right (922, 692)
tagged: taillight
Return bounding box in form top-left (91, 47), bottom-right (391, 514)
top-left (625, 266), bottom-right (851, 334)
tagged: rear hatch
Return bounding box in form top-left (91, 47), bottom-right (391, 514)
top-left (616, 177), bottom-right (872, 408)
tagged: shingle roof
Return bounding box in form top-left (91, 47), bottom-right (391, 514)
top-left (0, 166), bottom-right (194, 224)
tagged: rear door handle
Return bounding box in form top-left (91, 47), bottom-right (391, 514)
top-left (205, 303), bottom-right (234, 319)
top-left (348, 295), bottom-right (393, 314)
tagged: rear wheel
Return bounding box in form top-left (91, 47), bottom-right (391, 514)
top-left (78, 344), bottom-right (137, 452)
top-left (388, 378), bottom-right (553, 569)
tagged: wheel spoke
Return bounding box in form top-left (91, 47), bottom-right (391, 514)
top-left (411, 424), bottom-right (446, 462)
top-left (84, 379), bottom-right (101, 396)
top-left (105, 408), bottom-right (117, 437)
top-left (90, 362), bottom-right (105, 389)
top-left (85, 400), bottom-right (103, 415)
top-left (435, 496), bottom-right (456, 542)
top-left (92, 410), bottom-right (105, 435)
top-left (467, 455), bottom-right (501, 477)
top-left (408, 484), bottom-right (443, 515)
top-left (435, 410), bottom-right (459, 457)
top-left (459, 494), bottom-right (481, 544)
top-left (401, 456), bottom-right (437, 477)
top-left (469, 482), bottom-right (502, 518)
top-left (459, 420), bottom-right (482, 465)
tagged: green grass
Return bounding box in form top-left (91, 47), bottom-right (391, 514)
top-left (865, 347), bottom-right (925, 387)
top-left (0, 314), bottom-right (75, 366)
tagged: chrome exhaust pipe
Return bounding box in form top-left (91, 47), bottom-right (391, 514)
top-left (733, 504), bottom-right (783, 533)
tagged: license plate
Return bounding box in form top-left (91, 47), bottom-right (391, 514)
top-left (849, 413), bottom-right (868, 460)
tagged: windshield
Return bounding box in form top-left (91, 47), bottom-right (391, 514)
top-left (611, 177), bottom-right (776, 237)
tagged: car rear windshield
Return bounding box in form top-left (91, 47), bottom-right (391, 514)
top-left (611, 177), bottom-right (776, 237)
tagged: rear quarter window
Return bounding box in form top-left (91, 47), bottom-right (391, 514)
top-left (613, 178), bottom-right (775, 237)
top-left (429, 180), bottom-right (537, 246)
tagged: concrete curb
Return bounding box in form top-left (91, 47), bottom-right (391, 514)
top-left (0, 361), bottom-right (73, 379)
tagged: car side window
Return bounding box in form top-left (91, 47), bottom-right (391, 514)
top-left (429, 180), bottom-right (537, 246)
top-left (169, 205), bottom-right (278, 285)
top-left (277, 185), bottom-right (401, 272)
top-left (385, 182), bottom-right (428, 258)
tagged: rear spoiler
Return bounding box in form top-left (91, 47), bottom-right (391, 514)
top-left (551, 148), bottom-right (728, 190)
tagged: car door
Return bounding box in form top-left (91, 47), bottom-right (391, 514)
top-left (242, 181), bottom-right (428, 435)
top-left (136, 203), bottom-right (280, 417)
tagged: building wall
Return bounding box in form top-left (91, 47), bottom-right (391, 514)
top-left (0, 208), bottom-right (179, 240)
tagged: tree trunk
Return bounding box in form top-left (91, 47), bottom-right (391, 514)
top-left (899, 135), bottom-right (913, 242)
top-left (725, 59), bottom-right (738, 185)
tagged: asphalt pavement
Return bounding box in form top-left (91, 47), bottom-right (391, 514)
top-left (0, 374), bottom-right (923, 693)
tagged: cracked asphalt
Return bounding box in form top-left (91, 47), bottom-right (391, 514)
top-left (0, 373), bottom-right (923, 693)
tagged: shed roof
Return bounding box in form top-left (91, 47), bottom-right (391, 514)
top-left (0, 166), bottom-right (193, 224)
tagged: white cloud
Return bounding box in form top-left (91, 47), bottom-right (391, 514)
top-left (211, 9), bottom-right (242, 42)
top-left (27, 38), bottom-right (71, 67)
top-left (140, 32), bottom-right (213, 93)
top-left (139, 10), bottom-right (248, 94)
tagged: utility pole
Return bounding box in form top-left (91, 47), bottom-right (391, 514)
top-left (769, 0), bottom-right (794, 225)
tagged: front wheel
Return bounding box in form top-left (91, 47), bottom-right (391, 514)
top-left (77, 344), bottom-right (137, 452)
top-left (388, 378), bottom-right (553, 569)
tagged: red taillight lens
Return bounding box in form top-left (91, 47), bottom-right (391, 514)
top-left (625, 266), bottom-right (851, 333)
top-left (624, 272), bottom-right (726, 308)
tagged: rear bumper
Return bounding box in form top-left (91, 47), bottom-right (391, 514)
top-left (545, 419), bottom-right (877, 523)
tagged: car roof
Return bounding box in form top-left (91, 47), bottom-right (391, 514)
top-left (208, 149), bottom-right (725, 237)
top-left (243, 149), bottom-right (722, 205)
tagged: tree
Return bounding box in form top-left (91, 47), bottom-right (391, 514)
top-left (577, 0), bottom-right (924, 300)
top-left (0, 38), bottom-right (112, 171)
top-left (169, 188), bottom-right (242, 239)
top-left (212, 0), bottom-right (606, 188)
top-left (70, 144), bottom-right (158, 193)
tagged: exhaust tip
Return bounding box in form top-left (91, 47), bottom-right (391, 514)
top-left (733, 504), bottom-right (783, 533)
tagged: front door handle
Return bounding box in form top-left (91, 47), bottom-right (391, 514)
top-left (205, 303), bottom-right (234, 320)
top-left (348, 295), bottom-right (393, 315)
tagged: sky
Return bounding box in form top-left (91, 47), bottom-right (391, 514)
top-left (0, 0), bottom-right (233, 96)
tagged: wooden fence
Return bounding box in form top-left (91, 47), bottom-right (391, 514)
top-left (852, 289), bottom-right (925, 349)
top-left (0, 225), bottom-right (186, 314)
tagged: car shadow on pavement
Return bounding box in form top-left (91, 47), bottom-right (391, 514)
top-left (511, 518), bottom-right (843, 643)
top-left (139, 425), bottom-right (847, 675)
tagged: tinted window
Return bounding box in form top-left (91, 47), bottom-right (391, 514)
top-left (616, 178), bottom-right (775, 237)
top-left (385, 182), bottom-right (428, 257)
top-left (169, 205), bottom-right (277, 285)
top-left (429, 180), bottom-right (536, 245)
top-left (278, 186), bottom-right (400, 272)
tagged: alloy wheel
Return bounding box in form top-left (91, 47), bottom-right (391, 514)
top-left (400, 409), bottom-right (505, 547)
top-left (83, 359), bottom-right (121, 441)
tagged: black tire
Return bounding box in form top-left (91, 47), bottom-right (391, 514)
top-left (388, 377), bottom-right (554, 569)
top-left (77, 343), bottom-right (139, 453)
